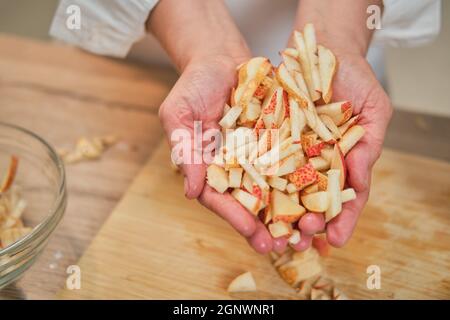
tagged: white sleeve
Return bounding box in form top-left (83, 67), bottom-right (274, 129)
top-left (49, 0), bottom-right (159, 58)
top-left (372, 0), bottom-right (441, 47)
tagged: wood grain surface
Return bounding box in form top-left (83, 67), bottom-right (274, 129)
top-left (58, 142), bottom-right (450, 300)
top-left (0, 34), bottom-right (176, 299)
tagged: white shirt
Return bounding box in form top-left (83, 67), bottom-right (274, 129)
top-left (49, 0), bottom-right (441, 68)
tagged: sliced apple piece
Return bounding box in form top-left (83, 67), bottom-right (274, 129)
top-left (268, 176), bottom-right (288, 191)
top-left (288, 229), bottom-right (301, 246)
top-left (271, 189), bottom-right (306, 223)
top-left (286, 183), bottom-right (298, 194)
top-left (281, 51), bottom-right (301, 73)
top-left (228, 168), bottom-right (243, 188)
top-left (301, 132), bottom-right (317, 153)
top-left (318, 45), bottom-right (337, 103)
top-left (301, 191), bottom-right (329, 212)
top-left (305, 142), bottom-right (325, 158)
top-left (276, 63), bottom-right (309, 107)
top-left (288, 163), bottom-right (318, 190)
top-left (288, 191), bottom-right (299, 204)
top-left (320, 145), bottom-right (334, 163)
top-left (293, 31), bottom-right (320, 101)
top-left (261, 87), bottom-right (283, 129)
top-left (301, 183), bottom-right (319, 196)
top-left (239, 161), bottom-right (269, 191)
top-left (317, 172), bottom-right (328, 191)
top-left (264, 154), bottom-right (296, 176)
top-left (0, 155), bottom-right (18, 193)
top-left (338, 115), bottom-right (359, 135)
top-left (341, 188), bottom-right (356, 202)
top-left (308, 156), bottom-right (330, 171)
top-left (278, 258), bottom-right (322, 287)
top-left (231, 189), bottom-right (264, 216)
top-left (268, 220), bottom-right (293, 238)
top-left (227, 271), bottom-right (257, 293)
top-left (206, 164), bottom-right (229, 193)
top-left (316, 101), bottom-right (353, 126)
top-left (338, 125), bottom-right (365, 155)
top-left (319, 114), bottom-right (342, 139)
top-left (325, 169), bottom-right (342, 222)
top-left (253, 76), bottom-right (273, 100)
top-left (293, 71), bottom-right (310, 100)
top-left (330, 144), bottom-right (346, 189)
top-left (289, 98), bottom-right (302, 144)
top-left (303, 24), bottom-right (322, 97)
top-left (241, 171), bottom-right (253, 192)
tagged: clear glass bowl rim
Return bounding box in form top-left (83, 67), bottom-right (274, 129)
top-left (0, 122), bottom-right (66, 256)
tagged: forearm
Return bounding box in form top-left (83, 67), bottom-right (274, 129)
top-left (293, 0), bottom-right (383, 57)
top-left (147, 0), bottom-right (250, 71)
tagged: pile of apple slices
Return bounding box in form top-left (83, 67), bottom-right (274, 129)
top-left (206, 23), bottom-right (365, 243)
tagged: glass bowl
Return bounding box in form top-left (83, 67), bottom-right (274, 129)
top-left (0, 122), bottom-right (66, 288)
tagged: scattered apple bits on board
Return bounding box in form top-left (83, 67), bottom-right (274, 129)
top-left (58, 135), bottom-right (118, 164)
top-left (0, 156), bottom-right (32, 249)
top-left (270, 247), bottom-right (347, 300)
top-left (206, 23), bottom-right (363, 237)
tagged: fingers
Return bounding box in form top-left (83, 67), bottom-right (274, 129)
top-left (182, 162), bottom-right (207, 199)
top-left (273, 236), bottom-right (288, 254)
top-left (291, 233), bottom-right (313, 251)
top-left (298, 213), bottom-right (325, 235)
top-left (247, 220), bottom-right (273, 254)
top-left (198, 185), bottom-right (256, 238)
top-left (326, 188), bottom-right (369, 247)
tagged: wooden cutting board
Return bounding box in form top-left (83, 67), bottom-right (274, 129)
top-left (58, 142), bottom-right (450, 299)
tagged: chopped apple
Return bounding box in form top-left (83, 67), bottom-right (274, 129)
top-left (325, 169), bottom-right (342, 222)
top-left (300, 132), bottom-right (317, 153)
top-left (227, 271), bottom-right (257, 293)
top-left (319, 114), bottom-right (342, 139)
top-left (341, 188), bottom-right (356, 202)
top-left (318, 45), bottom-right (337, 103)
top-left (206, 164), bottom-right (229, 193)
top-left (245, 98), bottom-right (262, 122)
top-left (288, 163), bottom-right (318, 190)
top-left (281, 51), bottom-right (301, 73)
top-left (288, 191), bottom-right (299, 204)
top-left (316, 101), bottom-right (353, 126)
top-left (0, 155), bottom-right (18, 193)
top-left (338, 115), bottom-right (359, 135)
top-left (236, 57), bottom-right (272, 111)
top-left (284, 47), bottom-right (299, 58)
top-left (301, 183), bottom-right (319, 196)
top-left (276, 63), bottom-right (309, 107)
top-left (317, 172), bottom-right (328, 191)
top-left (293, 31), bottom-right (320, 101)
top-left (253, 76), bottom-right (273, 100)
top-left (261, 202), bottom-right (272, 224)
top-left (261, 87), bottom-right (283, 129)
top-left (288, 229), bottom-right (301, 245)
top-left (338, 125), bottom-right (365, 155)
top-left (301, 191), bottom-right (329, 212)
top-left (278, 258), bottom-right (322, 287)
top-left (241, 172), bottom-right (253, 192)
top-left (305, 142), bottom-right (325, 158)
top-left (320, 145), bottom-right (334, 163)
top-left (228, 168), bottom-right (243, 188)
top-left (293, 71), bottom-right (310, 100)
top-left (308, 156), bottom-right (330, 171)
top-left (303, 24), bottom-right (322, 97)
top-left (271, 189), bottom-right (306, 223)
top-left (289, 98), bottom-right (302, 144)
top-left (265, 154), bottom-right (296, 176)
top-left (239, 161), bottom-right (269, 191)
top-left (268, 176), bottom-right (288, 191)
top-left (231, 189), bottom-right (264, 216)
top-left (330, 144), bottom-right (346, 189)
top-left (286, 183), bottom-right (298, 194)
top-left (268, 220), bottom-right (293, 238)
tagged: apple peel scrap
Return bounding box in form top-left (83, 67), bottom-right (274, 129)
top-left (0, 156), bottom-right (32, 249)
top-left (206, 23), bottom-right (365, 237)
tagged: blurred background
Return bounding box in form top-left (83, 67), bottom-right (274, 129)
top-left (0, 0), bottom-right (449, 160)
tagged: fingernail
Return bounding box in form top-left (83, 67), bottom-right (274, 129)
top-left (184, 177), bottom-right (190, 197)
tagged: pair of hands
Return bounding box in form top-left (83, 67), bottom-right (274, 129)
top-left (159, 46), bottom-right (392, 254)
